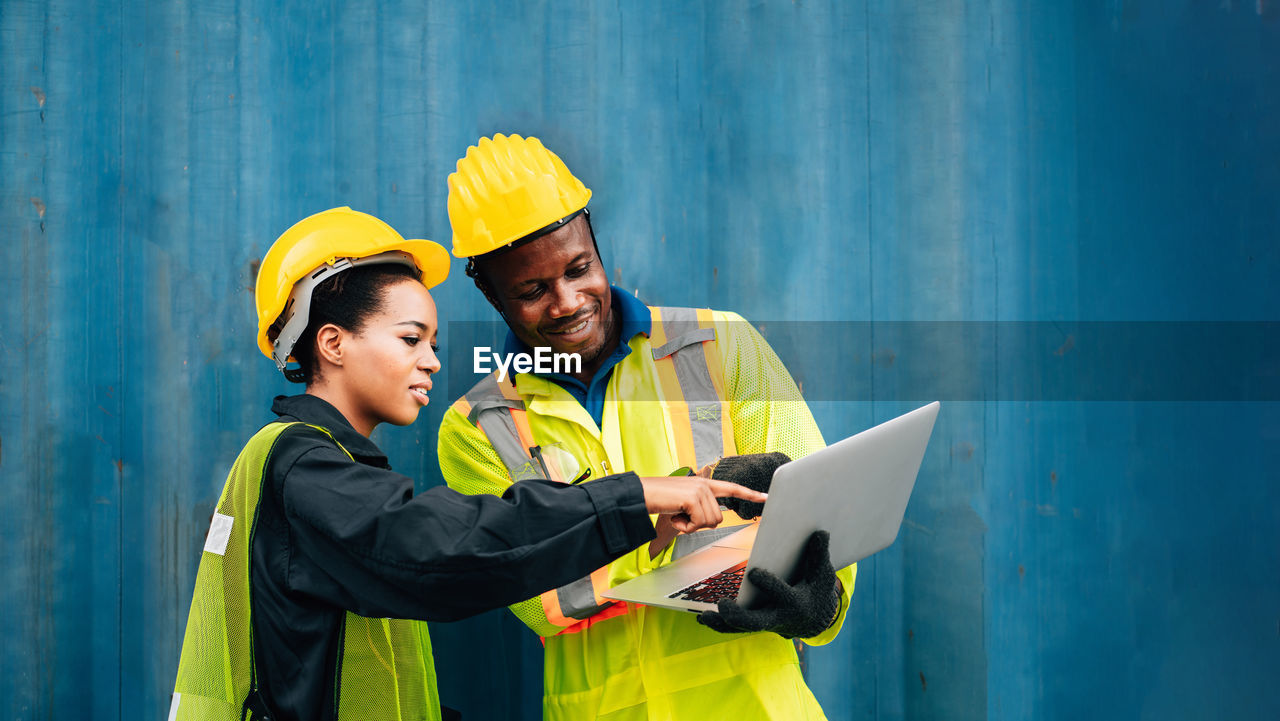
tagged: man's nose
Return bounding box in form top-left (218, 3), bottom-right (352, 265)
top-left (547, 280), bottom-right (583, 318)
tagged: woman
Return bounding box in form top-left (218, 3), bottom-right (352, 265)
top-left (169, 207), bottom-right (764, 721)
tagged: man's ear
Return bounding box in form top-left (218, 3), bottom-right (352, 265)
top-left (314, 323), bottom-right (346, 368)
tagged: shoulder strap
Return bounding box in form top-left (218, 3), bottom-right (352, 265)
top-left (650, 307), bottom-right (758, 559)
top-left (649, 306), bottom-right (736, 470)
top-left (459, 373), bottom-right (549, 481)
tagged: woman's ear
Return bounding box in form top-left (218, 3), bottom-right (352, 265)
top-left (314, 323), bottom-right (345, 368)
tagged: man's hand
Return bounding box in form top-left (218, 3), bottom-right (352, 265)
top-left (638, 477), bottom-right (768, 534)
top-left (696, 530), bottom-right (840, 639)
top-left (699, 452), bottom-right (791, 520)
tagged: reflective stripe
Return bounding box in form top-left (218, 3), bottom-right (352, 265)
top-left (554, 599), bottom-right (630, 636)
top-left (465, 397), bottom-right (523, 424)
top-left (557, 570), bottom-right (612, 620)
top-left (653, 307), bottom-right (730, 469)
top-left (649, 309), bottom-right (699, 468)
top-left (696, 308), bottom-right (738, 456)
top-left (203, 513), bottom-right (234, 556)
top-left (168, 693), bottom-right (180, 721)
top-left (508, 408), bottom-right (539, 460)
top-left (651, 327), bottom-right (715, 360)
top-left (466, 375), bottom-right (548, 481)
top-left (651, 307), bottom-right (752, 558)
top-left (652, 306), bottom-right (701, 344)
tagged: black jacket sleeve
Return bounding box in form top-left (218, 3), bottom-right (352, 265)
top-left (273, 430), bottom-right (655, 622)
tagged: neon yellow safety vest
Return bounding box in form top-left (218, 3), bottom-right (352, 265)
top-left (439, 306), bottom-right (856, 721)
top-left (170, 422), bottom-right (441, 721)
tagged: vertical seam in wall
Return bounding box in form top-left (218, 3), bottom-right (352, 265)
top-left (864, 3), bottom-right (879, 720)
top-left (335, 0), bottom-right (340, 199)
top-left (982, 394), bottom-right (989, 720)
top-left (864, 0), bottom-right (876, 409)
top-left (116, 0), bottom-right (125, 715)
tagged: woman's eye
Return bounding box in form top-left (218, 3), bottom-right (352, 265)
top-left (403, 336), bottom-right (420, 346)
top-left (430, 343), bottom-right (441, 353)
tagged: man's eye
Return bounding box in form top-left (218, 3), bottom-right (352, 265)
top-left (517, 286), bottom-right (545, 301)
top-left (567, 263), bottom-right (591, 278)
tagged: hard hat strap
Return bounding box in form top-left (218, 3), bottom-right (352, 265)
top-left (465, 207), bottom-right (598, 277)
top-left (270, 250), bottom-right (420, 378)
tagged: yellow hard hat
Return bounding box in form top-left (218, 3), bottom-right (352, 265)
top-left (447, 134), bottom-right (592, 258)
top-left (254, 207), bottom-right (450, 375)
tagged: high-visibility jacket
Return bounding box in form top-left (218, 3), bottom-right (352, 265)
top-left (170, 421), bottom-right (441, 721)
top-left (438, 306), bottom-right (856, 720)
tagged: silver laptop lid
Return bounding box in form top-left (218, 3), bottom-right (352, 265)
top-left (739, 401), bottom-right (940, 606)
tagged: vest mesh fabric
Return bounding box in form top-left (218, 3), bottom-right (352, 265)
top-left (172, 422), bottom-right (441, 721)
top-left (721, 313), bottom-right (827, 458)
top-left (172, 423), bottom-right (284, 720)
top-left (336, 613), bottom-right (438, 720)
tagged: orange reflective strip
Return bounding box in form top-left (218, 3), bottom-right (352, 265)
top-left (501, 377), bottom-right (545, 472)
top-left (652, 304), bottom-right (697, 466)
top-left (649, 307), bottom-right (670, 347)
top-left (540, 587), bottom-right (576, 629)
top-left (497, 375), bottom-right (523, 402)
top-left (451, 397), bottom-right (473, 419)
top-left (508, 408), bottom-right (538, 457)
top-left (555, 601), bottom-right (630, 636)
top-left (654, 356), bottom-right (697, 468)
top-left (694, 307), bottom-right (716, 330)
top-left (587, 565), bottom-right (613, 605)
top-left (538, 576), bottom-right (631, 634)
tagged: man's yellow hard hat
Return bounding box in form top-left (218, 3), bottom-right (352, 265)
top-left (255, 207), bottom-right (450, 375)
top-left (447, 134), bottom-right (592, 258)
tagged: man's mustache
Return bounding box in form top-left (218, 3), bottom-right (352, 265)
top-left (544, 308), bottom-right (598, 334)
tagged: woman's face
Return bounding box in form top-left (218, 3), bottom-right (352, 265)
top-left (336, 279), bottom-right (441, 436)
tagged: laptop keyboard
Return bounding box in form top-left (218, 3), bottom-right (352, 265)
top-left (668, 562), bottom-right (748, 603)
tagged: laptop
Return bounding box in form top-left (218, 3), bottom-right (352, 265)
top-left (602, 401), bottom-right (940, 612)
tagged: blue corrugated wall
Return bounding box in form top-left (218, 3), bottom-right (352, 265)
top-left (2, 2), bottom-right (1277, 719)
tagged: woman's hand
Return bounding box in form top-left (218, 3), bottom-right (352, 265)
top-left (638, 477), bottom-right (767, 534)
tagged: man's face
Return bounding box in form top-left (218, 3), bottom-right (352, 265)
top-left (478, 215), bottom-right (616, 369)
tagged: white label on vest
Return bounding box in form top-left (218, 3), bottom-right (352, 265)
top-left (168, 692), bottom-right (180, 721)
top-left (204, 513), bottom-right (234, 556)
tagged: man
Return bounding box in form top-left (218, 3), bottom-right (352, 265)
top-left (436, 134), bottom-right (855, 720)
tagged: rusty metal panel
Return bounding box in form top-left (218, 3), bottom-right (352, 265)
top-left (1, 0), bottom-right (125, 717)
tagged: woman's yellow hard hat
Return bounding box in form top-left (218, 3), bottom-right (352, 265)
top-left (447, 134), bottom-right (592, 258)
top-left (255, 207), bottom-right (450, 375)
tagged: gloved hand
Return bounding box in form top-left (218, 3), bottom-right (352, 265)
top-left (696, 530), bottom-right (841, 640)
top-left (703, 451), bottom-right (791, 520)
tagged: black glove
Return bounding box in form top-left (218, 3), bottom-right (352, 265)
top-left (696, 530), bottom-right (841, 640)
top-left (709, 451), bottom-right (791, 519)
